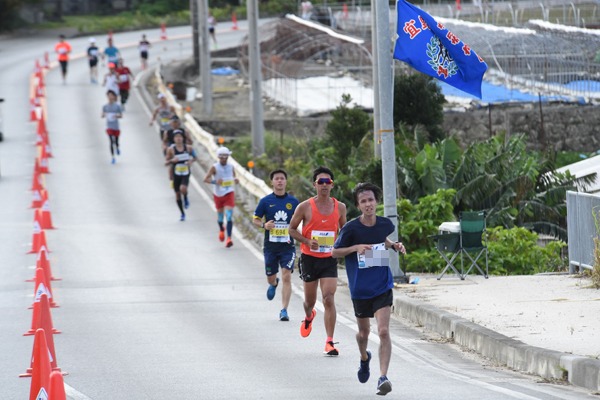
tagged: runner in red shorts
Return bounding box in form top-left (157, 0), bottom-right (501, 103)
top-left (203, 147), bottom-right (239, 247)
top-left (101, 90), bottom-right (123, 164)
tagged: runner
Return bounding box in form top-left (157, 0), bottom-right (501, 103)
top-left (289, 166), bottom-right (347, 356)
top-left (332, 182), bottom-right (406, 396)
top-left (139, 34), bottom-right (152, 70)
top-left (102, 62), bottom-right (120, 99)
top-left (203, 147), bottom-right (239, 248)
top-left (253, 169), bottom-right (300, 321)
top-left (54, 34), bottom-right (72, 84)
top-left (100, 90), bottom-right (123, 164)
top-left (163, 115), bottom-right (192, 155)
top-left (165, 131), bottom-right (196, 221)
top-left (102, 37), bottom-right (120, 66)
top-left (87, 37), bottom-right (99, 84)
top-left (208, 12), bottom-right (217, 48)
top-left (115, 58), bottom-right (134, 111)
top-left (149, 93), bottom-right (176, 141)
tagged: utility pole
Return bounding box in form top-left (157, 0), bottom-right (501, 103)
top-left (198, 0), bottom-right (212, 115)
top-left (371, 1), bottom-right (381, 159)
top-left (190, 0), bottom-right (200, 71)
top-left (247, 0), bottom-right (265, 157)
top-left (375, 0), bottom-right (404, 281)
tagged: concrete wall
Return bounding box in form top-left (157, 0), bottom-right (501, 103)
top-left (443, 103), bottom-right (600, 153)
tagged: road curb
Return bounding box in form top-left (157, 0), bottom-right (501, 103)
top-left (393, 294), bottom-right (600, 392)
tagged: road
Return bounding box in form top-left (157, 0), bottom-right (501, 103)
top-left (0, 24), bottom-right (594, 399)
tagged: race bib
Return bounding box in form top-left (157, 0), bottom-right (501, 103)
top-left (311, 230), bottom-right (335, 253)
top-left (90, 49), bottom-right (98, 56)
top-left (119, 74), bottom-right (129, 83)
top-left (58, 48), bottom-right (67, 54)
top-left (269, 222), bottom-right (290, 243)
top-left (174, 164), bottom-right (189, 175)
top-left (357, 242), bottom-right (389, 269)
top-left (106, 112), bottom-right (117, 122)
top-left (220, 178), bottom-right (234, 187)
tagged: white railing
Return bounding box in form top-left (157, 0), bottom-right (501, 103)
top-left (566, 190), bottom-right (600, 272)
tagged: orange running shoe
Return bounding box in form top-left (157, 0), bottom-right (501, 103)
top-left (225, 237), bottom-right (233, 248)
top-left (324, 340), bottom-right (339, 356)
top-left (218, 229), bottom-right (225, 242)
top-left (300, 309), bottom-right (316, 338)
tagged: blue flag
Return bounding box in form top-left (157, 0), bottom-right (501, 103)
top-left (393, 0), bottom-right (487, 98)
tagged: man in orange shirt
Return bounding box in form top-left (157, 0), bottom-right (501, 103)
top-left (289, 166), bottom-right (347, 356)
top-left (54, 34), bottom-right (72, 84)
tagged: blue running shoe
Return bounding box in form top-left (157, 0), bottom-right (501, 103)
top-left (111, 157), bottom-right (116, 164)
top-left (180, 214), bottom-right (185, 221)
top-left (279, 308), bottom-right (289, 321)
top-left (376, 376), bottom-right (392, 396)
top-left (266, 278), bottom-right (279, 300)
top-left (357, 350), bottom-right (371, 383)
top-left (184, 197), bottom-right (189, 209)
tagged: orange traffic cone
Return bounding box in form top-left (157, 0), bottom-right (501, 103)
top-left (24, 272), bottom-right (61, 335)
top-left (48, 370), bottom-right (67, 400)
top-left (37, 145), bottom-right (50, 174)
top-left (39, 246), bottom-right (60, 281)
top-left (31, 167), bottom-right (44, 191)
top-left (35, 83), bottom-right (44, 98)
top-left (40, 196), bottom-right (55, 230)
top-left (20, 329), bottom-right (52, 400)
top-left (232, 12), bottom-right (239, 30)
top-left (30, 265), bottom-right (58, 308)
top-left (342, 3), bottom-right (348, 19)
top-left (160, 22), bottom-right (167, 40)
top-left (44, 51), bottom-right (50, 69)
top-left (36, 117), bottom-right (47, 145)
top-left (28, 211), bottom-right (48, 254)
top-left (30, 188), bottom-right (44, 208)
top-left (29, 97), bottom-right (38, 121)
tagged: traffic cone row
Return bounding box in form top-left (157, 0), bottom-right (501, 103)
top-left (20, 57), bottom-right (67, 400)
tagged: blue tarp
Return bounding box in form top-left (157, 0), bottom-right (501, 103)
top-left (438, 80), bottom-right (589, 104)
top-left (211, 67), bottom-right (240, 76)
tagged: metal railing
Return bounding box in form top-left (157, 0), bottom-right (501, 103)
top-left (567, 190), bottom-right (600, 273)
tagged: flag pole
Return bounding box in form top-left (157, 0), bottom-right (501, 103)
top-left (374, 0), bottom-right (405, 282)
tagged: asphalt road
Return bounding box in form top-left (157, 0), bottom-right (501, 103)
top-left (0, 24), bottom-right (595, 399)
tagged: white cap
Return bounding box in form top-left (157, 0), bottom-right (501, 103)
top-left (157, 93), bottom-right (165, 99)
top-left (216, 147), bottom-right (231, 156)
top-left (89, 37), bottom-right (96, 43)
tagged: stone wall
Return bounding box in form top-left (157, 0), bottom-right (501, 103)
top-left (443, 103), bottom-right (600, 152)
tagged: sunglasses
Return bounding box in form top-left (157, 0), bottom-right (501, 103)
top-left (315, 178), bottom-right (333, 185)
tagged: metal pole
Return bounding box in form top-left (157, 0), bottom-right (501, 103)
top-left (190, 0), bottom-right (200, 71)
top-left (247, 0), bottom-right (265, 157)
top-left (198, 0), bottom-right (212, 115)
top-left (371, 1), bottom-right (381, 159)
top-left (375, 0), bottom-right (402, 280)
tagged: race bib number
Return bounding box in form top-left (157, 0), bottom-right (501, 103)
top-left (58, 48), bottom-right (67, 54)
top-left (106, 112), bottom-right (117, 122)
top-left (269, 222), bottom-right (290, 243)
top-left (90, 49), bottom-right (98, 56)
top-left (119, 74), bottom-right (129, 83)
top-left (357, 242), bottom-right (389, 269)
top-left (220, 178), bottom-right (234, 187)
top-left (174, 164), bottom-right (189, 175)
top-left (311, 230), bottom-right (335, 253)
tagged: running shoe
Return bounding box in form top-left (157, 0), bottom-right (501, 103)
top-left (184, 197), bottom-right (189, 209)
top-left (116, 148), bottom-right (121, 155)
top-left (225, 238), bottom-right (233, 248)
top-left (300, 309), bottom-right (316, 338)
top-left (218, 228), bottom-right (225, 242)
top-left (324, 341), bottom-right (339, 356)
top-left (357, 350), bottom-right (371, 383)
top-left (180, 214), bottom-right (185, 222)
top-left (279, 308), bottom-right (289, 321)
top-left (376, 376), bottom-right (392, 396)
top-left (267, 278), bottom-right (279, 300)
top-left (111, 157), bottom-right (116, 164)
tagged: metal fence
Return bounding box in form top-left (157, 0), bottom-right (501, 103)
top-left (567, 190), bottom-right (600, 273)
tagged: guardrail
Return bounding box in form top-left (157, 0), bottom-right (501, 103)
top-left (567, 190), bottom-right (600, 272)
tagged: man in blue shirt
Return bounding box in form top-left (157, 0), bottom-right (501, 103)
top-left (253, 169), bottom-right (299, 321)
top-left (332, 182), bottom-right (405, 396)
top-left (102, 37), bottom-right (120, 65)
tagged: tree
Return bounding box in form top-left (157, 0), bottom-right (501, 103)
top-left (393, 73), bottom-right (446, 142)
